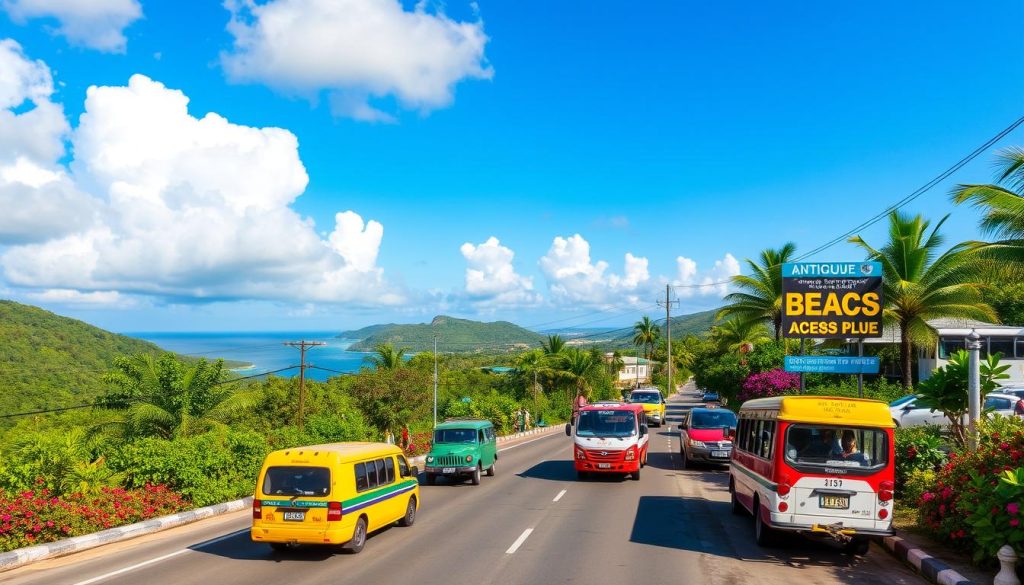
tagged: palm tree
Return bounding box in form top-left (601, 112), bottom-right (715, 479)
top-left (367, 343), bottom-right (406, 370)
top-left (103, 353), bottom-right (255, 438)
top-left (710, 318), bottom-right (772, 353)
top-left (849, 211), bottom-right (997, 388)
top-left (951, 147), bottom-right (1024, 261)
top-left (632, 316), bottom-right (660, 375)
top-left (608, 350), bottom-right (625, 378)
top-left (718, 243), bottom-right (797, 340)
top-left (541, 334), bottom-right (566, 357)
top-left (561, 349), bottom-right (601, 399)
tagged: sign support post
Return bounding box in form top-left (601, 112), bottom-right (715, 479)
top-left (799, 339), bottom-right (805, 394)
top-left (858, 339), bottom-right (864, 398)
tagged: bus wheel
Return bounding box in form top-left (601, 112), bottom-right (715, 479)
top-left (471, 464), bottom-right (481, 485)
top-left (754, 501), bottom-right (776, 547)
top-left (344, 517), bottom-right (368, 554)
top-left (577, 470), bottom-right (589, 481)
top-left (632, 467), bottom-right (641, 481)
top-left (844, 538), bottom-right (870, 556)
top-left (730, 483), bottom-right (744, 516)
top-left (398, 497), bottom-right (417, 527)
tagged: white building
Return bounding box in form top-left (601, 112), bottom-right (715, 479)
top-left (853, 318), bottom-right (1024, 384)
top-left (605, 353), bottom-right (652, 387)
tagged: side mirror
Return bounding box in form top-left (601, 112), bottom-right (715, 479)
top-left (640, 424), bottom-right (649, 436)
top-left (565, 423), bottom-right (572, 437)
top-left (410, 466), bottom-right (419, 477)
top-left (902, 404), bottom-right (913, 412)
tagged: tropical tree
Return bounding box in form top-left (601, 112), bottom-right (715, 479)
top-left (849, 211), bottom-right (997, 388)
top-left (541, 334), bottom-right (567, 358)
top-left (102, 353), bottom-right (255, 438)
top-left (561, 349), bottom-right (602, 399)
top-left (709, 318), bottom-right (772, 353)
top-left (515, 348), bottom-right (549, 399)
top-left (607, 350), bottom-right (625, 378)
top-left (915, 349), bottom-right (1010, 448)
top-left (718, 243), bottom-right (798, 340)
top-left (367, 343), bottom-right (406, 370)
top-left (951, 147), bottom-right (1024, 262)
top-left (632, 316), bottom-right (661, 371)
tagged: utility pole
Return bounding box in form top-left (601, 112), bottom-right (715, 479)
top-left (657, 285), bottom-right (679, 394)
top-left (966, 329), bottom-right (982, 449)
top-left (284, 340), bottom-right (326, 432)
top-left (433, 333), bottom-right (439, 429)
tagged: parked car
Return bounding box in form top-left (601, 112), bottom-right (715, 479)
top-left (701, 391), bottom-right (720, 403)
top-left (996, 386), bottom-right (1024, 401)
top-left (679, 407), bottom-right (736, 468)
top-left (890, 393), bottom-right (1024, 427)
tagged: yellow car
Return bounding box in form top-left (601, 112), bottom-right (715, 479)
top-left (629, 388), bottom-right (666, 427)
top-left (251, 442), bottom-right (419, 553)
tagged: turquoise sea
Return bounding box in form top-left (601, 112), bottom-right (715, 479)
top-left (126, 332), bottom-right (369, 382)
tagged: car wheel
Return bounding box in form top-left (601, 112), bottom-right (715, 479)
top-left (344, 517), bottom-right (368, 554)
top-left (471, 464), bottom-right (481, 485)
top-left (425, 473), bottom-right (436, 486)
top-left (754, 501), bottom-right (776, 547)
top-left (398, 497), bottom-right (417, 527)
top-left (680, 447), bottom-right (689, 469)
top-left (844, 537), bottom-right (870, 556)
top-left (632, 467), bottom-right (641, 481)
top-left (486, 461), bottom-right (495, 477)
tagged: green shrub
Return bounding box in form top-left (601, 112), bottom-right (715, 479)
top-left (894, 425), bottom-right (947, 492)
top-left (109, 430), bottom-right (270, 506)
top-left (903, 468), bottom-right (937, 509)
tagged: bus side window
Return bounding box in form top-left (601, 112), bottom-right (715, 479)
top-left (385, 457), bottom-right (396, 483)
top-left (737, 418), bottom-right (748, 452)
top-left (760, 421), bottom-right (775, 459)
top-left (355, 463), bottom-right (369, 492)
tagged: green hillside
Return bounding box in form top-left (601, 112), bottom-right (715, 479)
top-left (569, 308), bottom-right (719, 349)
top-left (344, 315), bottom-right (545, 352)
top-left (668, 308), bottom-right (719, 337)
top-left (0, 300), bottom-right (164, 415)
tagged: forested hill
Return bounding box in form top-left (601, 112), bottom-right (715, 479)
top-left (341, 315), bottom-right (545, 352)
top-left (668, 308), bottom-right (719, 336)
top-left (0, 300), bottom-right (163, 415)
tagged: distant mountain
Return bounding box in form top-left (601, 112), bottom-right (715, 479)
top-left (341, 315), bottom-right (545, 352)
top-left (557, 308), bottom-right (719, 349)
top-left (0, 300), bottom-right (163, 417)
top-left (668, 308), bottom-right (719, 337)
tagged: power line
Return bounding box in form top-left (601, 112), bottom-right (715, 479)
top-left (213, 365), bottom-right (300, 384)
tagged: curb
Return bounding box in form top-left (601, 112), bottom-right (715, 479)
top-left (880, 534), bottom-right (975, 585)
top-left (0, 424), bottom-right (564, 573)
top-left (0, 497), bottom-right (253, 572)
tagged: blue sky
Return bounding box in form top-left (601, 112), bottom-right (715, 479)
top-left (0, 0), bottom-right (1022, 333)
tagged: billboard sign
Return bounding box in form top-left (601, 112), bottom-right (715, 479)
top-left (781, 262), bottom-right (884, 339)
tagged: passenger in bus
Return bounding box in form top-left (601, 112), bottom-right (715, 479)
top-left (802, 429), bottom-right (841, 459)
top-left (831, 430), bottom-right (870, 466)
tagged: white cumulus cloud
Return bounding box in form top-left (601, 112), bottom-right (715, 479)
top-left (0, 39), bottom-right (95, 244)
top-left (1, 0), bottom-right (142, 53)
top-left (539, 234), bottom-right (652, 307)
top-left (221, 0), bottom-right (492, 121)
top-left (460, 237), bottom-right (540, 308)
top-left (0, 63), bottom-right (404, 307)
top-left (673, 253), bottom-right (740, 297)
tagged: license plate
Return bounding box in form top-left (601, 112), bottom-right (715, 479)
top-left (820, 495), bottom-right (850, 509)
top-left (442, 467), bottom-right (455, 474)
top-left (283, 511), bottom-right (305, 522)
top-left (712, 450), bottom-right (729, 458)
top-left (597, 463), bottom-right (611, 469)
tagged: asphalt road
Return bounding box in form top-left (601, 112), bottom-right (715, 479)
top-left (1, 389), bottom-right (926, 585)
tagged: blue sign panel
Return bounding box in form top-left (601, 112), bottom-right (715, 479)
top-left (782, 262), bottom-right (882, 278)
top-left (784, 355), bottom-right (880, 374)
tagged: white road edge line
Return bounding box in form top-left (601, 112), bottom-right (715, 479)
top-left (505, 528), bottom-right (534, 554)
top-left (498, 432), bottom-right (559, 453)
top-left (553, 489), bottom-right (567, 502)
top-left (69, 529), bottom-right (248, 585)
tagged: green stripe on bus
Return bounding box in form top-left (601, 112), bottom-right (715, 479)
top-left (733, 463), bottom-right (777, 491)
top-left (342, 479), bottom-right (418, 507)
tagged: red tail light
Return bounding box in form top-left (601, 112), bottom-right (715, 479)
top-left (1014, 399), bottom-right (1024, 416)
top-left (776, 479), bottom-right (791, 497)
top-left (878, 508), bottom-right (889, 519)
top-left (252, 499), bottom-right (262, 520)
top-left (327, 501), bottom-right (343, 522)
top-left (879, 480), bottom-right (894, 502)
top-left (778, 501), bottom-right (788, 512)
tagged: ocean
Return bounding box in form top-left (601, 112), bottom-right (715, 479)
top-left (127, 332), bottom-right (371, 382)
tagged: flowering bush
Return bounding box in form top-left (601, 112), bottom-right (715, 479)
top-left (894, 425), bottom-right (946, 492)
top-left (738, 369), bottom-right (799, 402)
top-left (0, 484), bottom-right (187, 552)
top-left (917, 416), bottom-right (1024, 561)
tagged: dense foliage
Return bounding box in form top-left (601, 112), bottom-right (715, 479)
top-left (916, 350), bottom-right (1010, 447)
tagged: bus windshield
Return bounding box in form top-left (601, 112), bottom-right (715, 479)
top-left (629, 392), bottom-right (661, 404)
top-left (784, 424), bottom-right (888, 471)
top-left (576, 410), bottom-right (637, 438)
top-left (433, 429), bottom-right (477, 444)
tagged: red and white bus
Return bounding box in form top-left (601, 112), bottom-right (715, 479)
top-left (729, 396), bottom-right (895, 555)
top-left (566, 403), bottom-right (649, 481)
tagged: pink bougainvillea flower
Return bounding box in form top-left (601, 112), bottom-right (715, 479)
top-left (1008, 503), bottom-right (1020, 516)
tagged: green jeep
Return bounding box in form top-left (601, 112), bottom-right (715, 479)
top-left (424, 419), bottom-right (497, 485)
